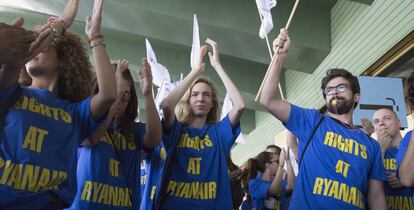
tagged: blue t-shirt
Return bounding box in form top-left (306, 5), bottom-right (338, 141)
top-left (161, 115), bottom-right (240, 210)
top-left (140, 160), bottom-right (147, 200)
top-left (0, 83), bottom-right (101, 209)
top-left (67, 123), bottom-right (145, 210)
top-left (286, 105), bottom-right (386, 210)
top-left (140, 143), bottom-right (166, 210)
top-left (383, 147), bottom-right (413, 210)
top-left (396, 131), bottom-right (412, 169)
top-left (249, 175), bottom-right (284, 210)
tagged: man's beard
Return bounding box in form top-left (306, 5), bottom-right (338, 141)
top-left (327, 96), bottom-right (354, 115)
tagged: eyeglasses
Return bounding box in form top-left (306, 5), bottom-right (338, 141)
top-left (324, 83), bottom-right (348, 95)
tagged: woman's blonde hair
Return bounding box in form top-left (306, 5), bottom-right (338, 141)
top-left (175, 77), bottom-right (221, 125)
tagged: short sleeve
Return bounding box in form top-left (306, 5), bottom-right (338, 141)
top-left (397, 131), bottom-right (412, 168)
top-left (73, 96), bottom-right (104, 144)
top-left (285, 104), bottom-right (322, 144)
top-left (369, 143), bottom-right (387, 181)
top-left (218, 114), bottom-right (241, 154)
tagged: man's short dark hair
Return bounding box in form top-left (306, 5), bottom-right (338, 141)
top-left (321, 68), bottom-right (360, 108)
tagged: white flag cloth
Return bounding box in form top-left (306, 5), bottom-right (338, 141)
top-left (190, 14), bottom-right (201, 70)
top-left (283, 147), bottom-right (299, 176)
top-left (146, 39), bottom-right (171, 87)
top-left (155, 79), bottom-right (181, 118)
top-left (255, 0), bottom-right (277, 39)
top-left (220, 93), bottom-right (246, 144)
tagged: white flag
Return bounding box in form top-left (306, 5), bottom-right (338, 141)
top-left (220, 93), bottom-right (246, 144)
top-left (190, 14), bottom-right (201, 70)
top-left (155, 79), bottom-right (182, 118)
top-left (146, 39), bottom-right (171, 87)
top-left (255, 0), bottom-right (277, 39)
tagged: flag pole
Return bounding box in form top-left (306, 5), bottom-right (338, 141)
top-left (255, 0), bottom-right (300, 102)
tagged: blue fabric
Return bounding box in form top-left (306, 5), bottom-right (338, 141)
top-left (0, 83), bottom-right (101, 209)
top-left (241, 200), bottom-right (252, 210)
top-left (160, 114), bottom-right (240, 210)
top-left (67, 123), bottom-right (145, 210)
top-left (286, 105), bottom-right (386, 210)
top-left (249, 175), bottom-right (288, 210)
top-left (140, 143), bottom-right (166, 210)
top-left (383, 147), bottom-right (413, 210)
top-left (279, 180), bottom-right (290, 210)
top-left (396, 131), bottom-right (412, 171)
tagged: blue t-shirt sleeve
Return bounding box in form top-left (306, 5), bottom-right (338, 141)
top-left (285, 104), bottom-right (322, 144)
top-left (161, 118), bottom-right (182, 150)
top-left (218, 114), bottom-right (241, 154)
top-left (249, 179), bottom-right (270, 199)
top-left (397, 131), bottom-right (412, 168)
top-left (369, 142), bottom-right (387, 181)
top-left (73, 96), bottom-right (103, 144)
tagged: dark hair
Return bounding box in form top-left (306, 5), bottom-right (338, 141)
top-left (266, 145), bottom-right (281, 154)
top-left (92, 67), bottom-right (138, 137)
top-left (405, 71), bottom-right (414, 111)
top-left (321, 68), bottom-right (360, 108)
top-left (241, 152), bottom-right (274, 202)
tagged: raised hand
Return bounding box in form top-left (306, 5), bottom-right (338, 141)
top-left (273, 28), bottom-right (291, 56)
top-left (85, 0), bottom-right (104, 38)
top-left (0, 18), bottom-right (37, 65)
top-left (138, 58), bottom-right (153, 97)
top-left (206, 38), bottom-right (221, 68)
top-left (378, 128), bottom-right (392, 151)
top-left (386, 172), bottom-right (403, 190)
top-left (279, 148), bottom-right (286, 166)
top-left (361, 118), bottom-right (374, 135)
top-left (191, 45), bottom-right (208, 74)
top-left (61, 0), bottom-right (80, 29)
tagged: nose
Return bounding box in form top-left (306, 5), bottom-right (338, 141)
top-left (196, 94), bottom-right (204, 102)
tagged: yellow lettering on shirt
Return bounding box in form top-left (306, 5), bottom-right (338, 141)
top-left (323, 132), bottom-right (368, 159)
top-left (177, 133), bottom-right (213, 151)
top-left (80, 180), bottom-right (132, 207)
top-left (166, 180), bottom-right (217, 200)
top-left (22, 126), bottom-right (48, 153)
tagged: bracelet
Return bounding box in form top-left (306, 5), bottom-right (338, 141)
top-left (49, 24), bottom-right (60, 48)
top-left (48, 16), bottom-right (67, 29)
top-left (88, 35), bottom-right (104, 44)
top-left (90, 40), bottom-right (106, 49)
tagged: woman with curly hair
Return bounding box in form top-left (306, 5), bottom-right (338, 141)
top-left (397, 71), bottom-right (414, 187)
top-left (68, 59), bottom-right (161, 209)
top-left (0, 0), bottom-right (116, 208)
top-left (155, 38), bottom-right (245, 209)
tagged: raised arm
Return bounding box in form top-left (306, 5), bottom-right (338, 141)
top-left (138, 58), bottom-right (162, 148)
top-left (86, 0), bottom-right (117, 121)
top-left (206, 38), bottom-right (245, 127)
top-left (160, 46), bottom-right (208, 129)
top-left (258, 29), bottom-right (291, 123)
top-left (284, 148), bottom-right (295, 194)
top-left (268, 149), bottom-right (285, 196)
top-left (286, 130), bottom-right (298, 161)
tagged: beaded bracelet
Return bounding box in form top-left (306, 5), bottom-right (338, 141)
top-left (48, 16), bottom-right (67, 29)
top-left (90, 40), bottom-right (106, 49)
top-left (49, 24), bottom-right (60, 48)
